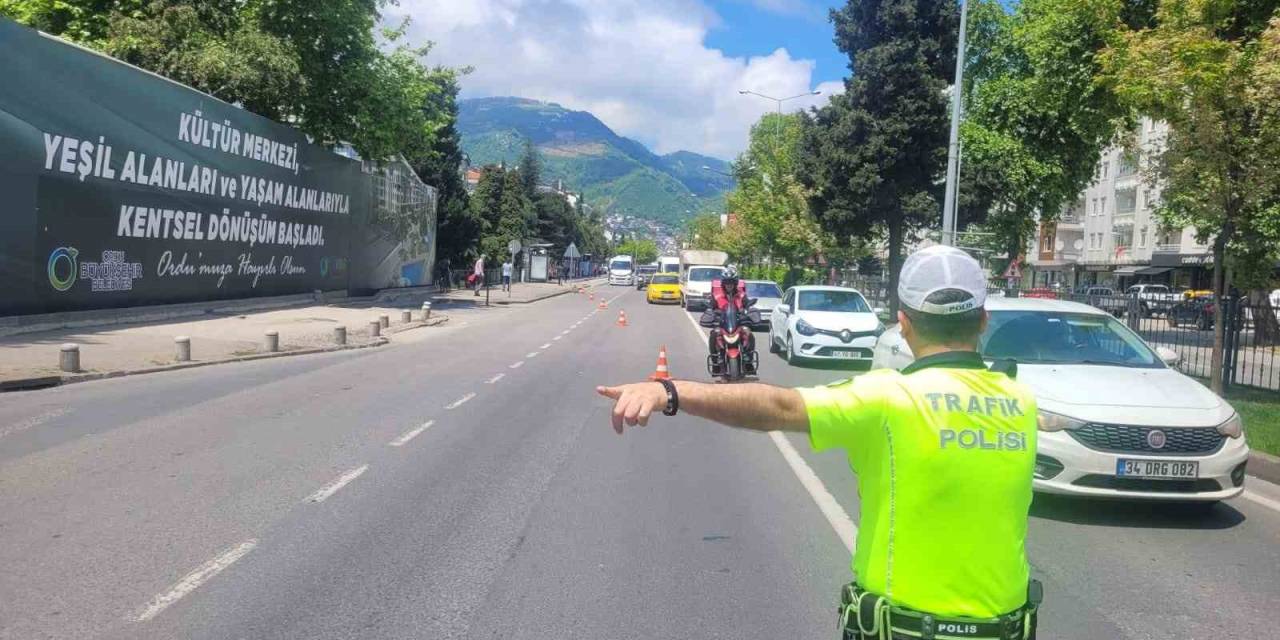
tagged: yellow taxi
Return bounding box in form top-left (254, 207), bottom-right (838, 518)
top-left (646, 273), bottom-right (682, 304)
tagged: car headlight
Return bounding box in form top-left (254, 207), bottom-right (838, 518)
top-left (1216, 413), bottom-right (1244, 438)
top-left (873, 322), bottom-right (886, 337)
top-left (796, 319), bottom-right (817, 336)
top-left (1036, 410), bottom-right (1086, 432)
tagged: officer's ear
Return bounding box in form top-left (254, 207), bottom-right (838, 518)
top-left (897, 311), bottom-right (913, 342)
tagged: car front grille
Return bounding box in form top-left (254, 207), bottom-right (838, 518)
top-left (813, 328), bottom-right (878, 342)
top-left (1068, 423), bottom-right (1225, 456)
top-left (1072, 475), bottom-right (1222, 494)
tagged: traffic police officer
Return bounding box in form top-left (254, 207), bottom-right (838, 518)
top-left (598, 246), bottom-right (1041, 639)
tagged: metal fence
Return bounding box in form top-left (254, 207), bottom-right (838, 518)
top-left (841, 277), bottom-right (1280, 392)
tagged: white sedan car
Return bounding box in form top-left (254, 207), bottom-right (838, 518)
top-left (769, 286), bottom-right (885, 365)
top-left (872, 297), bottom-right (1249, 503)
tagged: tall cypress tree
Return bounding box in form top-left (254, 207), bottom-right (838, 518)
top-left (799, 0), bottom-right (957, 315)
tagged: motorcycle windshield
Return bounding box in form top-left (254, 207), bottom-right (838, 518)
top-left (721, 305), bottom-right (738, 333)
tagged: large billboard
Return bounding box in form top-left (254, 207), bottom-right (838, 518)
top-left (0, 18), bottom-right (363, 316)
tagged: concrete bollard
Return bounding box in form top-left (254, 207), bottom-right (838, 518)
top-left (333, 326), bottom-right (347, 345)
top-left (422, 301), bottom-right (432, 320)
top-left (401, 310), bottom-right (412, 324)
top-left (60, 343), bottom-right (80, 373)
top-left (264, 331), bottom-right (279, 353)
top-left (174, 336), bottom-right (191, 362)
top-left (369, 320), bottom-right (381, 337)
top-left (380, 314), bottom-right (390, 329)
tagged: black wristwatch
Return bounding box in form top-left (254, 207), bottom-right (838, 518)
top-left (656, 378), bottom-right (679, 416)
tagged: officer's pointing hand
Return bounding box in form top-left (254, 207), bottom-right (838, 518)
top-left (596, 383), bottom-right (666, 434)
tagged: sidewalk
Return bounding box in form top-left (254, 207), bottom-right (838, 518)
top-left (431, 278), bottom-right (604, 306)
top-left (0, 278), bottom-right (608, 389)
top-left (0, 301), bottom-right (441, 389)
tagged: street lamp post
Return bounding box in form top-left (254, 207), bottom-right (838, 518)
top-left (941, 0), bottom-right (970, 247)
top-left (737, 89), bottom-right (821, 150)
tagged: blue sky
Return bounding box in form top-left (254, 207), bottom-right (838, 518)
top-left (704, 1), bottom-right (847, 89)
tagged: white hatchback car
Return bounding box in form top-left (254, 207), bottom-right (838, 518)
top-left (871, 297), bottom-right (1249, 503)
top-left (769, 286), bottom-right (885, 365)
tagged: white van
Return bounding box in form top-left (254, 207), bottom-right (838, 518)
top-left (607, 255), bottom-right (634, 286)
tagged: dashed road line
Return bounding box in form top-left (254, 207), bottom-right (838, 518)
top-left (133, 539), bottom-right (258, 622)
top-left (389, 421), bottom-right (434, 447)
top-left (553, 335), bottom-right (563, 341)
top-left (526, 351), bottom-right (540, 358)
top-left (446, 392), bottom-right (476, 410)
top-left (540, 343), bottom-right (552, 349)
top-left (509, 361), bottom-right (524, 369)
top-left (307, 465), bottom-right (369, 503)
top-left (486, 373), bottom-right (505, 384)
top-left (681, 307), bottom-right (858, 554)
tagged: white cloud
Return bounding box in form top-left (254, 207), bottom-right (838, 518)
top-left (388, 0), bottom-right (841, 159)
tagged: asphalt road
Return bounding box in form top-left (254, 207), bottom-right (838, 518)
top-left (2, 285), bottom-right (1279, 639)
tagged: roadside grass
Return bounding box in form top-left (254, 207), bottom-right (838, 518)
top-left (1197, 380), bottom-right (1280, 456)
top-left (1228, 386), bottom-right (1280, 456)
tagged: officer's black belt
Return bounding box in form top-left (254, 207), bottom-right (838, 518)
top-left (840, 581), bottom-right (1040, 640)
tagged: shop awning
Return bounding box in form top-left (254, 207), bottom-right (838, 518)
top-left (1136, 266), bottom-right (1172, 276)
top-left (1112, 266), bottom-right (1144, 276)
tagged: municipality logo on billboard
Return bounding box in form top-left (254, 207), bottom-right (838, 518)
top-left (47, 247), bottom-right (143, 292)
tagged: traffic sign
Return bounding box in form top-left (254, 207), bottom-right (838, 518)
top-left (508, 239), bottom-right (522, 255)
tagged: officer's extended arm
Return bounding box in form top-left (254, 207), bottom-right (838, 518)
top-left (595, 381), bottom-right (809, 434)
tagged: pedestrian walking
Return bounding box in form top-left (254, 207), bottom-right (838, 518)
top-left (502, 259), bottom-right (513, 292)
top-left (473, 255), bottom-right (485, 296)
top-left (436, 257), bottom-right (452, 291)
top-left (597, 246), bottom-right (1041, 639)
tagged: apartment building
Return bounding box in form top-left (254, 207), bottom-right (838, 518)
top-left (1027, 118), bottom-right (1214, 291)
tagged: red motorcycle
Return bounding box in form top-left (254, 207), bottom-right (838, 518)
top-left (700, 277), bottom-right (761, 381)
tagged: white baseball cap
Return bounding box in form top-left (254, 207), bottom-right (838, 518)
top-left (897, 245), bottom-right (987, 315)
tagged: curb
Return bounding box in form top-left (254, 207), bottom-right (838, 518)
top-left (493, 287), bottom-right (577, 305)
top-left (1248, 451), bottom-right (1280, 485)
top-left (0, 315), bottom-right (449, 392)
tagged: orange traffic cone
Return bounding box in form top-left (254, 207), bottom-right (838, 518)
top-left (598, 300), bottom-right (607, 309)
top-left (616, 311), bottom-right (628, 326)
top-left (649, 346), bottom-right (671, 380)
top-left (588, 292), bottom-right (595, 301)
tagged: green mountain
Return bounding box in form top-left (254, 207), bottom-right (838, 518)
top-left (457, 97), bottom-right (734, 226)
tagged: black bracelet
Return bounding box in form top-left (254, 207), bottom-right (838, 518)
top-left (656, 378), bottom-right (679, 416)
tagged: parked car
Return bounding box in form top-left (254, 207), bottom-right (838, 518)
top-left (635, 264), bottom-right (658, 289)
top-left (871, 297), bottom-right (1249, 504)
top-left (1126, 283), bottom-right (1179, 317)
top-left (768, 286), bottom-right (885, 365)
top-left (740, 280), bottom-right (784, 330)
top-left (1082, 286), bottom-right (1127, 317)
top-left (1167, 293), bottom-right (1244, 331)
top-left (645, 273), bottom-right (682, 304)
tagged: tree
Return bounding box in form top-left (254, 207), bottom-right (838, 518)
top-left (615, 239), bottom-right (659, 264)
top-left (2, 1), bottom-right (464, 162)
top-left (1102, 4), bottom-right (1280, 392)
top-left (799, 0), bottom-right (958, 315)
top-left (683, 213), bottom-right (724, 252)
top-left (517, 138), bottom-right (542, 200)
top-left (957, 0), bottom-right (1133, 265)
top-left (413, 70), bottom-right (476, 265)
top-left (725, 112), bottom-right (828, 267)
top-left (471, 166), bottom-right (534, 263)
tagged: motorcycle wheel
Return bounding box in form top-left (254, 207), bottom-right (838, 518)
top-left (727, 357), bottom-right (742, 381)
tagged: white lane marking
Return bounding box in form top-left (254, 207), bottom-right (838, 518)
top-left (526, 351), bottom-right (540, 358)
top-left (133, 539), bottom-right (258, 622)
top-left (307, 465), bottom-right (369, 503)
top-left (389, 421), bottom-right (434, 447)
top-left (446, 392), bottom-right (476, 410)
top-left (553, 335), bottom-right (563, 341)
top-left (540, 343), bottom-right (552, 349)
top-left (509, 361), bottom-right (524, 369)
top-left (486, 373), bottom-right (505, 384)
top-left (769, 432), bottom-right (858, 553)
top-left (681, 307), bottom-right (858, 553)
top-left (1242, 489), bottom-right (1280, 513)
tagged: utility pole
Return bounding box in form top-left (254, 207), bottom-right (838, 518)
top-left (941, 0), bottom-right (970, 247)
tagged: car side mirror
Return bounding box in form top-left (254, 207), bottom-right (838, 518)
top-left (1155, 346), bottom-right (1181, 367)
top-left (777, 303), bottom-right (790, 314)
